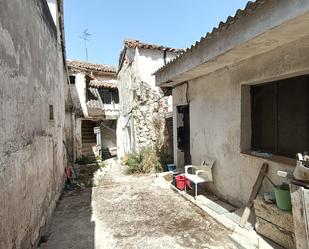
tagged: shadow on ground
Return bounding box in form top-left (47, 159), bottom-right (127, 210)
top-left (38, 160), bottom-right (107, 249)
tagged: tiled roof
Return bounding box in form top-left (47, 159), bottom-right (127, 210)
top-left (154, 0), bottom-right (265, 75)
top-left (123, 39), bottom-right (184, 53)
top-left (89, 80), bottom-right (117, 89)
top-left (118, 39), bottom-right (184, 71)
top-left (86, 100), bottom-right (119, 112)
top-left (67, 60), bottom-right (117, 73)
top-left (86, 99), bottom-right (102, 109)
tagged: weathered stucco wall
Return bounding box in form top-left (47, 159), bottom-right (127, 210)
top-left (117, 48), bottom-right (177, 158)
top-left (173, 35), bottom-right (309, 206)
top-left (0, 1), bottom-right (66, 248)
top-left (101, 121), bottom-right (117, 150)
top-left (117, 47), bottom-right (139, 158)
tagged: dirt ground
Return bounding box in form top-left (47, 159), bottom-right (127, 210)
top-left (39, 159), bottom-right (238, 249)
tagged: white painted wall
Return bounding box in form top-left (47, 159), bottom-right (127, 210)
top-left (47, 0), bottom-right (57, 26)
top-left (172, 35), bottom-right (309, 206)
top-left (74, 73), bottom-right (88, 117)
top-left (138, 49), bottom-right (177, 91)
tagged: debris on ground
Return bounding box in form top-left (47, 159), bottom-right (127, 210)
top-left (40, 159), bottom-right (238, 249)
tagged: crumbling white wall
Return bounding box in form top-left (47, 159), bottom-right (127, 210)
top-left (117, 48), bottom-right (178, 158)
top-left (0, 1), bottom-right (66, 248)
top-left (117, 47), bottom-right (136, 158)
top-left (172, 35), bottom-right (309, 206)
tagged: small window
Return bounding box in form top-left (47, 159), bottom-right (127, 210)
top-left (69, 75), bottom-right (76, 84)
top-left (99, 89), bottom-right (113, 104)
top-left (49, 104), bottom-right (54, 121)
top-left (251, 75), bottom-right (309, 158)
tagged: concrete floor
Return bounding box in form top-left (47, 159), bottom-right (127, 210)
top-left (39, 159), bottom-right (238, 249)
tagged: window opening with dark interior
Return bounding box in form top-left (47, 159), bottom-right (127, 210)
top-left (251, 75), bottom-right (309, 158)
top-left (49, 104), bottom-right (54, 121)
top-left (69, 75), bottom-right (76, 84)
top-left (99, 89), bottom-right (113, 104)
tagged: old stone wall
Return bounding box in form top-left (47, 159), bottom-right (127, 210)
top-left (132, 81), bottom-right (168, 150)
top-left (0, 1), bottom-right (66, 248)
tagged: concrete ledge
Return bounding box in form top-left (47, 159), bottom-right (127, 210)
top-left (256, 217), bottom-right (295, 249)
top-left (254, 195), bottom-right (294, 233)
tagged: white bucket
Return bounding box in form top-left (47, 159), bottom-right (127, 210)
top-left (293, 160), bottom-right (309, 181)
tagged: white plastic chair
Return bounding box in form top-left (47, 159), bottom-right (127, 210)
top-left (184, 157), bottom-right (216, 198)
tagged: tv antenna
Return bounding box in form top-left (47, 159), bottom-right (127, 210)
top-left (79, 29), bottom-right (91, 61)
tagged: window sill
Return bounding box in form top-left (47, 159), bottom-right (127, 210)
top-left (241, 151), bottom-right (296, 167)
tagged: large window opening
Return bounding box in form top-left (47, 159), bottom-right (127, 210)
top-left (251, 75), bottom-right (309, 158)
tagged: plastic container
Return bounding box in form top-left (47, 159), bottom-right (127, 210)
top-left (293, 160), bottom-right (309, 181)
top-left (167, 164), bottom-right (176, 172)
top-left (175, 174), bottom-right (190, 190)
top-left (274, 184), bottom-right (292, 211)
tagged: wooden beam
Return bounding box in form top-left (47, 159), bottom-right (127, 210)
top-left (239, 162), bottom-right (269, 227)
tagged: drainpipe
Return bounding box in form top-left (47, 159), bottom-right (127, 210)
top-left (163, 50), bottom-right (167, 65)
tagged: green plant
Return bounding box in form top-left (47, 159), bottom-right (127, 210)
top-left (140, 147), bottom-right (162, 173)
top-left (76, 155), bottom-right (96, 165)
top-left (124, 147), bottom-right (163, 174)
top-left (77, 161), bottom-right (106, 187)
top-left (157, 146), bottom-right (174, 170)
top-left (124, 151), bottom-right (144, 174)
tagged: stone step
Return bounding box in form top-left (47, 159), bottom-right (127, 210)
top-left (81, 149), bottom-right (95, 154)
top-left (82, 133), bottom-right (96, 137)
top-left (82, 142), bottom-right (96, 147)
top-left (82, 138), bottom-right (96, 143)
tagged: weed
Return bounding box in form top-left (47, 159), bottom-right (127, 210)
top-left (76, 155), bottom-right (96, 165)
top-left (124, 146), bottom-right (165, 174)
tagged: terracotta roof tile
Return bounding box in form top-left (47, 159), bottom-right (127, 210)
top-left (123, 39), bottom-right (184, 53)
top-left (67, 60), bottom-right (117, 73)
top-left (89, 80), bottom-right (117, 89)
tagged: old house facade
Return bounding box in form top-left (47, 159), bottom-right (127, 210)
top-left (0, 0), bottom-right (70, 248)
top-left (117, 39), bottom-right (182, 158)
top-left (67, 60), bottom-right (119, 160)
top-left (155, 0), bottom-right (309, 207)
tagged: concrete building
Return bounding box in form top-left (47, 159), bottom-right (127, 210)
top-left (155, 0), bottom-right (309, 207)
top-left (117, 39), bottom-right (183, 158)
top-left (67, 60), bottom-right (119, 160)
top-left (0, 0), bottom-right (70, 248)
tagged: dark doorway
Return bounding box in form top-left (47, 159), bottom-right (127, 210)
top-left (177, 105), bottom-right (191, 165)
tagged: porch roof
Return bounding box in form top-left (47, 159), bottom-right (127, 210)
top-left (154, 0), bottom-right (309, 87)
top-left (89, 80), bottom-right (117, 89)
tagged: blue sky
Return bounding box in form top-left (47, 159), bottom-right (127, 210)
top-left (64, 0), bottom-right (249, 66)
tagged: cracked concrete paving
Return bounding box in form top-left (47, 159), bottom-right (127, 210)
top-left (39, 159), bottom-right (238, 249)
